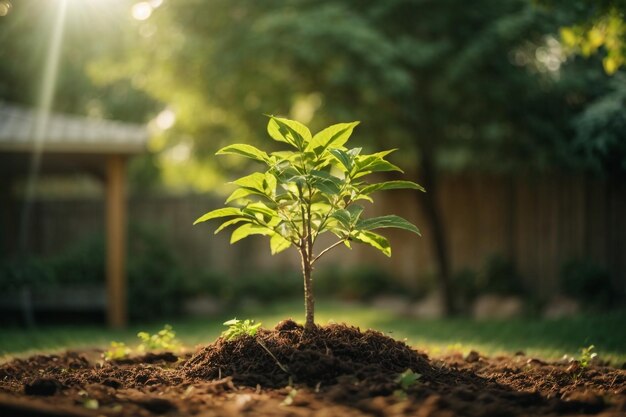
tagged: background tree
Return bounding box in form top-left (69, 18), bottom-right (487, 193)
top-left (0, 0), bottom-right (161, 190)
top-left (2, 0), bottom-right (623, 313)
top-left (540, 0), bottom-right (626, 73)
top-left (85, 0), bottom-right (624, 314)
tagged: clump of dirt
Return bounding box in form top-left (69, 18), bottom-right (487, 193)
top-left (0, 321), bottom-right (625, 417)
top-left (183, 320), bottom-right (435, 389)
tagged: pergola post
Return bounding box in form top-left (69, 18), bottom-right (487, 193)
top-left (106, 154), bottom-right (127, 328)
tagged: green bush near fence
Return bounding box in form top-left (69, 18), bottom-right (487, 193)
top-left (183, 269), bottom-right (302, 304)
top-left (560, 259), bottom-right (622, 309)
top-left (316, 266), bottom-right (408, 301)
top-left (0, 256), bottom-right (55, 291)
top-left (0, 225), bottom-right (187, 321)
top-left (3, 236), bottom-right (624, 322)
top-left (452, 255), bottom-right (528, 312)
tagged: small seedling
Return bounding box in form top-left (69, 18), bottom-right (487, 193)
top-left (393, 369), bottom-right (421, 399)
top-left (567, 345), bottom-right (598, 381)
top-left (137, 324), bottom-right (181, 352)
top-left (103, 341), bottom-right (131, 361)
top-left (280, 387), bottom-right (298, 406)
top-left (194, 116), bottom-right (424, 330)
top-left (78, 390), bottom-right (99, 410)
top-left (579, 345), bottom-right (597, 369)
top-left (82, 398), bottom-right (99, 410)
top-left (397, 369), bottom-right (421, 390)
top-left (221, 318), bottom-right (289, 374)
top-left (221, 318), bottom-right (262, 341)
top-left (103, 324), bottom-right (182, 361)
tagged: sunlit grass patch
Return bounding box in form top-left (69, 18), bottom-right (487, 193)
top-left (1, 300), bottom-right (625, 365)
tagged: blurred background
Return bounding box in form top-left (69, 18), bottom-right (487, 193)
top-left (0, 0), bottom-right (625, 352)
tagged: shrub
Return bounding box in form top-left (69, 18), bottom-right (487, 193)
top-left (0, 256), bottom-right (55, 292)
top-left (183, 268), bottom-right (301, 304)
top-left (126, 224), bottom-right (186, 321)
top-left (451, 255), bottom-right (527, 313)
top-left (0, 224), bottom-right (187, 322)
top-left (560, 259), bottom-right (619, 309)
top-left (47, 234), bottom-right (105, 286)
top-left (452, 268), bottom-right (479, 310)
top-left (316, 266), bottom-right (402, 300)
top-left (478, 254), bottom-right (525, 296)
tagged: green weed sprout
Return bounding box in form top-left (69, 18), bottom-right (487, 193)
top-left (195, 116), bottom-right (424, 329)
top-left (579, 345), bottom-right (597, 368)
top-left (221, 318), bottom-right (262, 341)
top-left (103, 324), bottom-right (181, 361)
top-left (137, 324), bottom-right (181, 352)
top-left (221, 318), bottom-right (289, 373)
top-left (103, 341), bottom-right (131, 361)
top-left (280, 387), bottom-right (298, 406)
top-left (394, 369), bottom-right (421, 399)
top-left (397, 369), bottom-right (421, 390)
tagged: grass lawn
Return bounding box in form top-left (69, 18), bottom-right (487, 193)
top-left (1, 300), bottom-right (625, 366)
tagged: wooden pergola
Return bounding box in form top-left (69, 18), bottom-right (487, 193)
top-left (0, 102), bottom-right (148, 328)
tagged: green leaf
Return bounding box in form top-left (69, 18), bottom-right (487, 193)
top-left (230, 223), bottom-right (274, 243)
top-left (216, 143), bottom-right (269, 163)
top-left (354, 194), bottom-right (374, 203)
top-left (233, 172), bottom-right (266, 194)
top-left (215, 217), bottom-right (250, 234)
top-left (330, 209), bottom-right (352, 228)
top-left (352, 230), bottom-right (391, 256)
top-left (371, 149), bottom-right (397, 159)
top-left (396, 369), bottom-right (421, 390)
top-left (308, 121), bottom-right (360, 152)
top-left (225, 188), bottom-right (254, 203)
top-left (264, 172), bottom-right (277, 195)
top-left (270, 233), bottom-right (291, 254)
top-left (242, 202), bottom-right (278, 220)
top-left (347, 204), bottom-right (364, 222)
top-left (311, 201), bottom-right (333, 214)
top-left (271, 150), bottom-right (297, 160)
top-left (360, 180), bottom-right (425, 195)
top-left (310, 169), bottom-right (342, 194)
top-left (194, 207), bottom-right (242, 225)
top-left (357, 215), bottom-right (421, 235)
top-left (352, 156), bottom-right (403, 178)
top-left (267, 116), bottom-right (311, 149)
top-left (329, 149), bottom-right (354, 172)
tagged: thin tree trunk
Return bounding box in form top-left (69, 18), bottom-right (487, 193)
top-left (301, 249), bottom-right (315, 330)
top-left (418, 150), bottom-right (456, 315)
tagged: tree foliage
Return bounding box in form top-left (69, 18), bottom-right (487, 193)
top-left (541, 0), bottom-right (626, 74)
top-left (196, 116), bottom-right (422, 256)
top-left (195, 116), bottom-right (423, 327)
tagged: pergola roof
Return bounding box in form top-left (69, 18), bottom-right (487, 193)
top-left (0, 102), bottom-right (149, 327)
top-left (0, 102), bottom-right (148, 154)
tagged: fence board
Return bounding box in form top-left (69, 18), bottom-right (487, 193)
top-left (3, 174), bottom-right (624, 297)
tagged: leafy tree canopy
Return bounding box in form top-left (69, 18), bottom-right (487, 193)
top-left (87, 0), bottom-right (625, 185)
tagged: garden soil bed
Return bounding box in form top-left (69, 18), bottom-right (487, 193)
top-left (1, 320), bottom-right (625, 417)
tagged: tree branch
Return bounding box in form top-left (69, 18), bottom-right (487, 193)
top-left (312, 239), bottom-right (346, 264)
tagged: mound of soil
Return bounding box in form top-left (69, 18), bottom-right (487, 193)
top-left (183, 319), bottom-right (434, 388)
top-left (0, 321), bottom-right (625, 417)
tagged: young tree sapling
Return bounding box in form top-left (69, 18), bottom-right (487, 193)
top-left (194, 116), bottom-right (424, 330)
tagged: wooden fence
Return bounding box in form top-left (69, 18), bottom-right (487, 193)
top-left (3, 173), bottom-right (625, 297)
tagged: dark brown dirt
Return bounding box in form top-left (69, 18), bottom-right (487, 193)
top-left (183, 320), bottom-right (434, 388)
top-left (0, 320), bottom-right (625, 417)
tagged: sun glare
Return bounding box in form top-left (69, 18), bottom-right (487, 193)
top-left (132, 1), bottom-right (152, 21)
top-left (155, 108), bottom-right (176, 130)
top-left (0, 0), bottom-right (12, 17)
